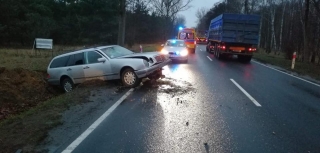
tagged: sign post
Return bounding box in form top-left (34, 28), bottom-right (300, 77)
top-left (291, 52), bottom-right (296, 69)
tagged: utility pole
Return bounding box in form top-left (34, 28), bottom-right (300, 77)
top-left (117, 0), bottom-right (126, 46)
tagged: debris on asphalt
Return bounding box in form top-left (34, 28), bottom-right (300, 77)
top-left (272, 131), bottom-right (276, 135)
top-left (186, 122), bottom-right (189, 126)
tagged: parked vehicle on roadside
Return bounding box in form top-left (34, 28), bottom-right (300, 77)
top-left (46, 45), bottom-right (171, 92)
top-left (160, 39), bottom-right (189, 63)
top-left (206, 13), bottom-right (261, 62)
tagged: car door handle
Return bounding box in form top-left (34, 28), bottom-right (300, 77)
top-left (83, 66), bottom-right (90, 69)
top-left (67, 68), bottom-right (72, 71)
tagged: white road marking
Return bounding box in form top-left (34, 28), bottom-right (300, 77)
top-left (207, 56), bottom-right (213, 61)
top-left (252, 60), bottom-right (320, 87)
top-left (230, 79), bottom-right (262, 107)
top-left (61, 88), bottom-right (135, 153)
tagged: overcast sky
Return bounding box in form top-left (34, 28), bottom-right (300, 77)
top-left (179, 0), bottom-right (220, 28)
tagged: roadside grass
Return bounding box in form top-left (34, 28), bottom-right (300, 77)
top-left (0, 44), bottom-right (161, 71)
top-left (0, 88), bottom-right (90, 153)
top-left (0, 46), bottom-right (83, 71)
top-left (129, 44), bottom-right (162, 52)
top-left (253, 51), bottom-right (320, 80)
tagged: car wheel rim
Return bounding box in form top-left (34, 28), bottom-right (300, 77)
top-left (124, 71), bottom-right (136, 85)
top-left (64, 81), bottom-right (72, 92)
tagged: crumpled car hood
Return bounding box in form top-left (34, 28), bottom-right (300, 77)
top-left (116, 51), bottom-right (168, 63)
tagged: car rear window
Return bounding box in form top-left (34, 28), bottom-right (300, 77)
top-left (50, 56), bottom-right (70, 68)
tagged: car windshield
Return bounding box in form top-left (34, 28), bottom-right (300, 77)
top-left (165, 40), bottom-right (186, 47)
top-left (100, 45), bottom-right (134, 59)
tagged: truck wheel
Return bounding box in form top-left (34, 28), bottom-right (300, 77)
top-left (121, 68), bottom-right (141, 87)
top-left (216, 51), bottom-right (223, 60)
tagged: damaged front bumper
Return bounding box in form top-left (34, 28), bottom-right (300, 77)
top-left (135, 59), bottom-right (171, 78)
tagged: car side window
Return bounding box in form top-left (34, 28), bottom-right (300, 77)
top-left (85, 51), bottom-right (102, 64)
top-left (74, 53), bottom-right (84, 65)
top-left (50, 56), bottom-right (70, 68)
top-left (66, 55), bottom-right (75, 66)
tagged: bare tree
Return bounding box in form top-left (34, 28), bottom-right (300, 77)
top-left (196, 7), bottom-right (207, 21)
top-left (151, 0), bottom-right (193, 20)
top-left (174, 14), bottom-right (186, 26)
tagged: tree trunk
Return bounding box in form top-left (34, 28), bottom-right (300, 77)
top-left (279, 2), bottom-right (286, 52)
top-left (271, 10), bottom-right (277, 52)
top-left (244, 0), bottom-right (249, 14)
top-left (303, 0), bottom-right (310, 62)
top-left (117, 0), bottom-right (126, 46)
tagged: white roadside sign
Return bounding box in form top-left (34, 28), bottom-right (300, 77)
top-left (34, 38), bottom-right (53, 49)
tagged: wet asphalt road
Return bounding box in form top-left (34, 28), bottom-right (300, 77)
top-left (68, 45), bottom-right (320, 153)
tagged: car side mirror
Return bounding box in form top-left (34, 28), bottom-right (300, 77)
top-left (161, 44), bottom-right (164, 47)
top-left (98, 57), bottom-right (106, 63)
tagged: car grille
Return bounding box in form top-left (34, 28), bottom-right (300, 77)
top-left (155, 55), bottom-right (166, 62)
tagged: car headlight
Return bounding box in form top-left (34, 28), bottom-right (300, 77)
top-left (143, 60), bottom-right (149, 67)
top-left (180, 49), bottom-right (188, 56)
top-left (161, 49), bottom-right (168, 55)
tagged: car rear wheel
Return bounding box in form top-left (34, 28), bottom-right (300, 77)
top-left (121, 68), bottom-right (141, 87)
top-left (61, 77), bottom-right (74, 93)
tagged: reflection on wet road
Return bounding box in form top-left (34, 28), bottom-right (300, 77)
top-left (70, 45), bottom-right (320, 153)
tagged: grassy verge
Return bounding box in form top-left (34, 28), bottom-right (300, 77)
top-left (0, 46), bottom-right (83, 71)
top-left (0, 44), bottom-right (161, 71)
top-left (128, 44), bottom-right (162, 52)
top-left (0, 88), bottom-right (90, 153)
top-left (253, 52), bottom-right (320, 80)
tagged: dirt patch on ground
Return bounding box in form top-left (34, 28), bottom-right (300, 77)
top-left (0, 67), bottom-right (61, 120)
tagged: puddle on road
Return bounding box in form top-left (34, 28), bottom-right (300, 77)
top-left (140, 77), bottom-right (195, 95)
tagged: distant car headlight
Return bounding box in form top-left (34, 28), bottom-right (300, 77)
top-left (180, 49), bottom-right (188, 56)
top-left (161, 49), bottom-right (168, 55)
top-left (143, 60), bottom-right (149, 67)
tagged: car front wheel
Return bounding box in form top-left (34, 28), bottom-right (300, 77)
top-left (121, 68), bottom-right (141, 87)
top-left (61, 77), bottom-right (74, 92)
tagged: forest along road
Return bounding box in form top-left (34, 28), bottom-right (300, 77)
top-left (59, 45), bottom-right (320, 153)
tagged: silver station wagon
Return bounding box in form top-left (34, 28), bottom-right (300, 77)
top-left (47, 45), bottom-right (171, 92)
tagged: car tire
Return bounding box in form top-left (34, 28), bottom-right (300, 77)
top-left (61, 77), bottom-right (74, 93)
top-left (121, 68), bottom-right (141, 87)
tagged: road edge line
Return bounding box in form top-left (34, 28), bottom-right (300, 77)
top-left (252, 60), bottom-right (320, 87)
top-left (61, 88), bottom-right (135, 153)
top-left (207, 56), bottom-right (213, 61)
top-left (230, 79), bottom-right (262, 107)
